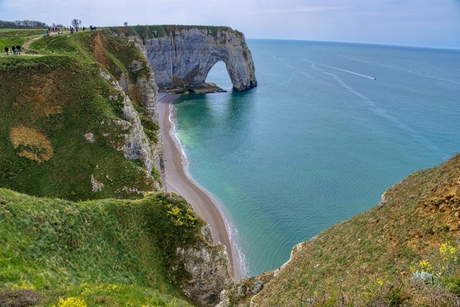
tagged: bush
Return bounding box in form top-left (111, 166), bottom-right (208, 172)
top-left (0, 288), bottom-right (43, 307)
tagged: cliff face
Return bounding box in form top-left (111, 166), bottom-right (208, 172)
top-left (1, 28), bottom-right (235, 306)
top-left (89, 32), bottom-right (166, 189)
top-left (144, 26), bottom-right (257, 92)
top-left (173, 226), bottom-right (234, 307)
top-left (99, 68), bottom-right (164, 192)
top-left (104, 39), bottom-right (235, 304)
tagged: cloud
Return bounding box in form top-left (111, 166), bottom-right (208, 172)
top-left (0, 0), bottom-right (459, 48)
top-left (260, 6), bottom-right (343, 14)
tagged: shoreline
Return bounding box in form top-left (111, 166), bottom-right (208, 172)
top-left (157, 93), bottom-right (241, 280)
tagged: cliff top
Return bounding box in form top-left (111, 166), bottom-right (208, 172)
top-left (107, 25), bottom-right (244, 39)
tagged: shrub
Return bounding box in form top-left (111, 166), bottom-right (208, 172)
top-left (0, 288), bottom-right (43, 307)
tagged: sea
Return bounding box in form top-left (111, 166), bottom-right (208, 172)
top-left (171, 39), bottom-right (460, 277)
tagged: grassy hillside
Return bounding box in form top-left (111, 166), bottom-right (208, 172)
top-left (0, 188), bottom-right (206, 306)
top-left (0, 29), bottom-right (161, 201)
top-left (0, 28), bottom-right (44, 50)
top-left (227, 154), bottom-right (460, 306)
top-left (0, 28), bottom-right (206, 306)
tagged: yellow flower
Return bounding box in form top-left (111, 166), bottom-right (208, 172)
top-left (57, 297), bottom-right (87, 307)
top-left (440, 242), bottom-right (456, 255)
top-left (419, 259), bottom-right (432, 272)
top-left (12, 282), bottom-right (36, 290)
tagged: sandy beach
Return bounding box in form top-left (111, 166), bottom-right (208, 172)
top-left (157, 93), bottom-right (241, 280)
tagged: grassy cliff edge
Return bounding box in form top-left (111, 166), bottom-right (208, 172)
top-left (0, 188), bottom-right (204, 306)
top-left (223, 154), bottom-right (460, 306)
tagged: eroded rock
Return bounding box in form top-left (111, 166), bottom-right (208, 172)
top-left (145, 27), bottom-right (257, 92)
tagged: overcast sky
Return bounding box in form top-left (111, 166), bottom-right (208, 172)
top-left (1, 0), bottom-right (460, 49)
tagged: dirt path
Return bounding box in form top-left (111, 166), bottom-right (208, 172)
top-left (23, 30), bottom-right (60, 50)
top-left (22, 35), bottom-right (42, 50)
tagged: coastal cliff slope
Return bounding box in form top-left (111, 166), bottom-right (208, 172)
top-left (0, 187), bottom-right (229, 306)
top-left (0, 30), bottom-right (164, 200)
top-left (0, 28), bottom-right (233, 307)
top-left (219, 154), bottom-right (460, 306)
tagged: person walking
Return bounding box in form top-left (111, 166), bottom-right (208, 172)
top-left (11, 45), bottom-right (16, 55)
top-left (4, 46), bottom-right (9, 55)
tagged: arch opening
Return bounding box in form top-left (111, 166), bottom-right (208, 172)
top-left (205, 61), bottom-right (233, 91)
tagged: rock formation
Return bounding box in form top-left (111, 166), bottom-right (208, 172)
top-left (144, 26), bottom-right (257, 92)
top-left (173, 226), bottom-right (234, 307)
top-left (99, 67), bottom-right (164, 191)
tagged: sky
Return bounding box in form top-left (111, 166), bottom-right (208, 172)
top-left (1, 0), bottom-right (460, 49)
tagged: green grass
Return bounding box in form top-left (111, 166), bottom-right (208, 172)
top-left (0, 188), bottom-right (204, 306)
top-left (0, 29), bottom-right (162, 201)
top-left (0, 29), bottom-right (44, 54)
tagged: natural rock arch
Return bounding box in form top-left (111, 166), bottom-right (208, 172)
top-left (144, 26), bottom-right (257, 92)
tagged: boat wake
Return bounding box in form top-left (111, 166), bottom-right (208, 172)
top-left (311, 64), bottom-right (447, 158)
top-left (310, 61), bottom-right (376, 80)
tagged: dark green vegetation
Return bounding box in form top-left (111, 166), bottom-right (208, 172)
top-left (0, 20), bottom-right (47, 29)
top-left (0, 188), bottom-right (203, 306)
top-left (106, 25), bottom-right (243, 40)
top-left (0, 29), bottom-right (161, 201)
top-left (229, 154), bottom-right (460, 306)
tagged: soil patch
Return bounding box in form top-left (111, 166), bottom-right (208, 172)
top-left (10, 125), bottom-right (53, 163)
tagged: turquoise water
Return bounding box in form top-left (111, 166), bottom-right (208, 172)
top-left (172, 40), bottom-right (460, 277)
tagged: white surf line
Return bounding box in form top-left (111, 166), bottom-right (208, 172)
top-left (312, 62), bottom-right (376, 80)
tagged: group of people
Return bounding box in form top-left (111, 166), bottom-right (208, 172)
top-left (4, 45), bottom-right (23, 56)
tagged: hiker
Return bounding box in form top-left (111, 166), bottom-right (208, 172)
top-left (4, 46), bottom-right (8, 55)
top-left (11, 46), bottom-right (16, 55)
top-left (16, 45), bottom-right (21, 54)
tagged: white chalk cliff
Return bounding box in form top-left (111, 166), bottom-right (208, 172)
top-left (144, 26), bottom-right (257, 92)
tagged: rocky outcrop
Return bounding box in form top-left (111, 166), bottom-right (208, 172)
top-left (176, 244), bottom-right (233, 306)
top-left (215, 271), bottom-right (275, 307)
top-left (144, 26), bottom-right (257, 92)
top-left (99, 68), bottom-right (164, 191)
top-left (127, 36), bottom-right (166, 185)
top-left (173, 226), bottom-right (234, 307)
top-left (216, 241), bottom-right (307, 306)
